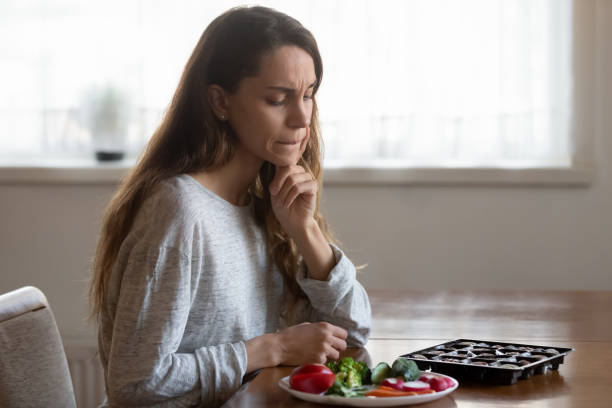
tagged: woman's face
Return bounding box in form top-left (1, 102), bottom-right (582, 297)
top-left (225, 45), bottom-right (316, 167)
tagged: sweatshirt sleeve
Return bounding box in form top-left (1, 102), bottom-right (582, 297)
top-left (105, 245), bottom-right (247, 407)
top-left (295, 244), bottom-right (372, 347)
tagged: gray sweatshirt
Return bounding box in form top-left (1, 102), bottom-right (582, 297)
top-left (98, 174), bottom-right (371, 407)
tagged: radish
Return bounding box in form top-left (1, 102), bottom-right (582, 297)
top-left (381, 377), bottom-right (404, 390)
top-left (418, 374), bottom-right (436, 383)
top-left (418, 374), bottom-right (454, 392)
top-left (401, 380), bottom-right (431, 392)
top-left (427, 378), bottom-right (447, 392)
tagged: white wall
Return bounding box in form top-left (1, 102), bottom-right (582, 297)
top-left (1, 1), bottom-right (611, 346)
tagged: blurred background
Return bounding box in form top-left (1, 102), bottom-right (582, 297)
top-left (0, 1), bottom-right (610, 406)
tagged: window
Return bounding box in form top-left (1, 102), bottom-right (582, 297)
top-left (0, 0), bottom-right (585, 183)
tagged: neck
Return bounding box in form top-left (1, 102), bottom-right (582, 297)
top-left (190, 148), bottom-right (263, 206)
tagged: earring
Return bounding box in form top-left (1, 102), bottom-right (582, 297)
top-left (220, 114), bottom-right (226, 121)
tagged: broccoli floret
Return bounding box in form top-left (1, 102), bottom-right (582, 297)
top-left (355, 361), bottom-right (372, 384)
top-left (325, 360), bottom-right (339, 372)
top-left (391, 357), bottom-right (421, 381)
top-left (338, 357), bottom-right (355, 372)
top-left (325, 382), bottom-right (368, 398)
top-left (326, 357), bottom-right (369, 388)
top-left (345, 369), bottom-right (362, 388)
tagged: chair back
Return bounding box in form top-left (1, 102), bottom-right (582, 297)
top-left (0, 286), bottom-right (77, 408)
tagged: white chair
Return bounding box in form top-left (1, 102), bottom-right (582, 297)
top-left (0, 286), bottom-right (77, 408)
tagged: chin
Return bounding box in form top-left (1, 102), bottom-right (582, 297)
top-left (265, 151), bottom-right (302, 167)
top-left (269, 156), bottom-right (300, 167)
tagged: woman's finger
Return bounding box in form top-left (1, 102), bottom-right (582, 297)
top-left (275, 172), bottom-right (313, 206)
top-left (329, 336), bottom-right (348, 352)
top-left (330, 325), bottom-right (348, 340)
top-left (283, 180), bottom-right (317, 208)
top-left (275, 170), bottom-right (310, 201)
top-left (298, 125), bottom-right (310, 157)
top-left (270, 165), bottom-right (307, 195)
top-left (269, 165), bottom-right (305, 196)
top-left (325, 344), bottom-right (340, 361)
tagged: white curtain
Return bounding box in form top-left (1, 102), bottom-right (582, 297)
top-left (0, 0), bottom-right (573, 167)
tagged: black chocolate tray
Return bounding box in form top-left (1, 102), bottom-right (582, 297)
top-left (401, 339), bottom-right (573, 385)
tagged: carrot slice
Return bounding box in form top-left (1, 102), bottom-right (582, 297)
top-left (365, 385), bottom-right (438, 398)
top-left (365, 386), bottom-right (418, 397)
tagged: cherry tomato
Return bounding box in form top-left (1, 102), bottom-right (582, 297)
top-left (289, 364), bottom-right (336, 394)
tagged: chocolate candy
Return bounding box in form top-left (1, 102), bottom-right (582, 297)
top-left (401, 339), bottom-right (573, 385)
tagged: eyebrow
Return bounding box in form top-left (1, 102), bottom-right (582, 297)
top-left (266, 81), bottom-right (316, 93)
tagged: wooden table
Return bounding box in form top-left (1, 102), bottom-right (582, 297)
top-left (223, 290), bottom-right (612, 407)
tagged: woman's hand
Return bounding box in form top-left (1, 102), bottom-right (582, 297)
top-left (269, 164), bottom-right (318, 237)
top-left (276, 322), bottom-right (348, 365)
top-left (268, 126), bottom-right (336, 280)
top-left (244, 322), bottom-right (348, 373)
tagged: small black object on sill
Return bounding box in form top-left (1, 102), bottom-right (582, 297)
top-left (95, 151), bottom-right (125, 162)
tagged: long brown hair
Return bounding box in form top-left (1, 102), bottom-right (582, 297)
top-left (90, 6), bottom-right (334, 320)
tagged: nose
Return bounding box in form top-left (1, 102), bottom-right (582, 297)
top-left (287, 99), bottom-right (311, 129)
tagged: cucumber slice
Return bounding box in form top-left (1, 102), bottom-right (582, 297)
top-left (370, 362), bottom-right (391, 384)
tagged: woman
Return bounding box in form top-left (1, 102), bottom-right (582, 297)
top-left (90, 6), bottom-right (371, 407)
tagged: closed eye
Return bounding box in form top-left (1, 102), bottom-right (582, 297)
top-left (267, 99), bottom-right (285, 106)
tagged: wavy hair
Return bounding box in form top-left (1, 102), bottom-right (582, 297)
top-left (90, 6), bottom-right (334, 320)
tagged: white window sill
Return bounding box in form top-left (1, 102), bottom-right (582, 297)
top-left (0, 158), bottom-right (594, 186)
top-left (0, 158), bottom-right (134, 184)
top-left (324, 166), bottom-right (593, 186)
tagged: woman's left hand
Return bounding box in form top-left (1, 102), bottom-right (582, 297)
top-left (269, 164), bottom-right (318, 237)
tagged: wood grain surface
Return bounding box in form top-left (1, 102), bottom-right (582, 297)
top-left (222, 290), bottom-right (612, 408)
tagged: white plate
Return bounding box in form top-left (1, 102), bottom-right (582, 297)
top-left (278, 373), bottom-right (458, 407)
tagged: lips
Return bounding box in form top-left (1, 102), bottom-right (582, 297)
top-left (276, 139), bottom-right (302, 145)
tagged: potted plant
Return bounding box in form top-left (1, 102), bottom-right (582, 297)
top-left (80, 85), bottom-right (129, 161)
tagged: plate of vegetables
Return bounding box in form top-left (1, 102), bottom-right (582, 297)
top-left (278, 357), bottom-right (458, 406)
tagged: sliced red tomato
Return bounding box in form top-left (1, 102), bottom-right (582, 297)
top-left (289, 364), bottom-right (336, 394)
